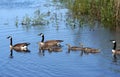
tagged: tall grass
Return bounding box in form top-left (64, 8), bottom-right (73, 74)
top-left (59, 0), bottom-right (120, 29)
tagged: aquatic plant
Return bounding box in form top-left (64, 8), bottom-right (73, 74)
top-left (32, 9), bottom-right (46, 25)
top-left (59, 0), bottom-right (120, 30)
top-left (20, 9), bottom-right (48, 26)
top-left (21, 14), bottom-right (31, 25)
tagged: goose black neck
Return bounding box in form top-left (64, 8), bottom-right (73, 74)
top-left (41, 35), bottom-right (44, 42)
top-left (113, 42), bottom-right (116, 50)
top-left (10, 38), bottom-right (13, 46)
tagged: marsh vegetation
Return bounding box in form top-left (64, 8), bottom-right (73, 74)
top-left (55, 0), bottom-right (120, 30)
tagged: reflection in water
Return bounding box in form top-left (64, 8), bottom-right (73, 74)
top-left (113, 57), bottom-right (117, 63)
top-left (112, 55), bottom-right (120, 63)
top-left (48, 46), bottom-right (62, 52)
top-left (9, 49), bottom-right (13, 58)
top-left (38, 49), bottom-right (45, 56)
top-left (9, 49), bottom-right (30, 58)
top-left (38, 47), bottom-right (62, 56)
top-left (80, 51), bottom-right (84, 56)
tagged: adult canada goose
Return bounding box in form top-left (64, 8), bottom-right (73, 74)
top-left (7, 36), bottom-right (30, 51)
top-left (111, 40), bottom-right (120, 58)
top-left (66, 43), bottom-right (83, 51)
top-left (38, 33), bottom-right (63, 50)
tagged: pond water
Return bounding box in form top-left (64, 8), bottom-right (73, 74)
top-left (0, 0), bottom-right (120, 77)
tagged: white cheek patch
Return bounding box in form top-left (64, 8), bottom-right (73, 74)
top-left (112, 41), bottom-right (116, 43)
top-left (40, 34), bottom-right (44, 36)
top-left (112, 49), bottom-right (116, 53)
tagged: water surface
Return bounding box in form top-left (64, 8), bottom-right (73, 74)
top-left (0, 0), bottom-right (120, 77)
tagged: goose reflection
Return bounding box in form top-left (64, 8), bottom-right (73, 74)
top-left (48, 46), bottom-right (62, 52)
top-left (9, 49), bottom-right (30, 58)
top-left (38, 46), bottom-right (62, 56)
top-left (39, 49), bottom-right (45, 56)
top-left (9, 49), bottom-right (13, 58)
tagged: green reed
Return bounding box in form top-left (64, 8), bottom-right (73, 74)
top-left (59, 0), bottom-right (120, 29)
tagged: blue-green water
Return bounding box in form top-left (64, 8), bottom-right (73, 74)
top-left (0, 0), bottom-right (120, 77)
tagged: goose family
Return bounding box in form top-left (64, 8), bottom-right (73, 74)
top-left (7, 36), bottom-right (30, 51)
top-left (6, 33), bottom-right (120, 59)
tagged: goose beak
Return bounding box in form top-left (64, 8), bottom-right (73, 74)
top-left (110, 40), bottom-right (115, 42)
top-left (7, 36), bottom-right (11, 39)
top-left (38, 33), bottom-right (43, 36)
top-left (110, 40), bottom-right (113, 41)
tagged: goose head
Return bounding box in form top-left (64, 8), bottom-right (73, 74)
top-left (38, 33), bottom-right (44, 37)
top-left (7, 36), bottom-right (13, 49)
top-left (110, 40), bottom-right (116, 44)
top-left (110, 40), bottom-right (117, 51)
top-left (7, 36), bottom-right (12, 39)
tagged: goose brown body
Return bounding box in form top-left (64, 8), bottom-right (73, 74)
top-left (7, 36), bottom-right (30, 51)
top-left (38, 33), bottom-right (63, 50)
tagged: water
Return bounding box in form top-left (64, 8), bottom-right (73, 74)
top-left (0, 0), bottom-right (120, 77)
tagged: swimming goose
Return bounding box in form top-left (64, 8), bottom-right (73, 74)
top-left (66, 44), bottom-right (83, 51)
top-left (38, 33), bottom-right (63, 50)
top-left (7, 36), bottom-right (30, 51)
top-left (111, 40), bottom-right (120, 58)
top-left (82, 47), bottom-right (100, 53)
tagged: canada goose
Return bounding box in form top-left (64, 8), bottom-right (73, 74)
top-left (111, 40), bottom-right (120, 58)
top-left (82, 47), bottom-right (100, 53)
top-left (7, 36), bottom-right (30, 51)
top-left (66, 44), bottom-right (83, 51)
top-left (38, 33), bottom-right (63, 50)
